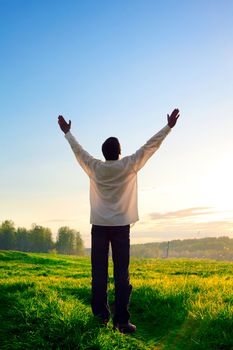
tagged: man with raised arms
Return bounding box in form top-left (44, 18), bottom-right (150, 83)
top-left (58, 108), bottom-right (180, 333)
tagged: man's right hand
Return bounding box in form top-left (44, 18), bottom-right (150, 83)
top-left (58, 115), bottom-right (71, 134)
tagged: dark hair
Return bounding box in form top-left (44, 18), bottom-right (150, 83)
top-left (102, 137), bottom-right (121, 160)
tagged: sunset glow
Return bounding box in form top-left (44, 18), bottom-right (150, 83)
top-left (1, 1), bottom-right (233, 247)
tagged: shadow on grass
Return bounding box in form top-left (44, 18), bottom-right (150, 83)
top-left (197, 316), bottom-right (233, 350)
top-left (0, 281), bottom-right (100, 350)
top-left (0, 250), bottom-right (71, 266)
top-left (130, 286), bottom-right (233, 350)
top-left (0, 281), bottom-right (35, 347)
top-left (1, 280), bottom-right (232, 349)
top-left (52, 285), bottom-right (92, 305)
top-left (130, 285), bottom-right (186, 344)
top-left (155, 314), bottom-right (233, 350)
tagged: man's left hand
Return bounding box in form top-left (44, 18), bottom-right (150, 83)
top-left (167, 109), bottom-right (180, 128)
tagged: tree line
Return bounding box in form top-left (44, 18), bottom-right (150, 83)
top-left (0, 220), bottom-right (84, 255)
top-left (130, 236), bottom-right (233, 261)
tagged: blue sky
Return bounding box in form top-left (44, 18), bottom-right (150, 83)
top-left (1, 0), bottom-right (233, 247)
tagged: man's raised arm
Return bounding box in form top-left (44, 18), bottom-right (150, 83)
top-left (58, 115), bottom-right (99, 176)
top-left (126, 109), bottom-right (180, 172)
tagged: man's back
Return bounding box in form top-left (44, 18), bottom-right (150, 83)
top-left (90, 158), bottom-right (138, 226)
top-left (64, 124), bottom-right (171, 226)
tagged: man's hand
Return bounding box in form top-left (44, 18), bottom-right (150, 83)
top-left (58, 115), bottom-right (71, 134)
top-left (167, 109), bottom-right (180, 128)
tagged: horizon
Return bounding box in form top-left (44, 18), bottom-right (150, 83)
top-left (1, 1), bottom-right (233, 248)
top-left (0, 218), bottom-right (232, 249)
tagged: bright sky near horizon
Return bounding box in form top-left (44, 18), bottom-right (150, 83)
top-left (1, 0), bottom-right (233, 247)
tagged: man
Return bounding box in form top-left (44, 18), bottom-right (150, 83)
top-left (58, 108), bottom-right (180, 333)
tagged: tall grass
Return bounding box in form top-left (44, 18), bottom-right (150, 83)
top-left (0, 250), bottom-right (232, 349)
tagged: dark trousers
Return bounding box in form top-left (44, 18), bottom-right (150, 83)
top-left (91, 224), bottom-right (132, 324)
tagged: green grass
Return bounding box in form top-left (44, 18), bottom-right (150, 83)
top-left (0, 251), bottom-right (232, 350)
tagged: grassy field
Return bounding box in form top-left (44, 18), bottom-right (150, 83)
top-left (0, 251), bottom-right (232, 350)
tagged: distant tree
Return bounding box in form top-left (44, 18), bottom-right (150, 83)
top-left (0, 220), bottom-right (16, 250)
top-left (56, 226), bottom-right (84, 255)
top-left (74, 231), bottom-right (84, 255)
top-left (30, 224), bottom-right (54, 253)
top-left (15, 227), bottom-right (31, 252)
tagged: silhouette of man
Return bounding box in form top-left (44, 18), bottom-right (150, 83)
top-left (58, 108), bottom-right (180, 333)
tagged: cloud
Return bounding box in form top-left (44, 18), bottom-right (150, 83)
top-left (149, 207), bottom-right (216, 220)
top-left (131, 219), bottom-right (233, 245)
top-left (134, 207), bottom-right (233, 241)
top-left (137, 218), bottom-right (233, 231)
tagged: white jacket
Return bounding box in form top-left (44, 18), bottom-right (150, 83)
top-left (65, 125), bottom-right (171, 226)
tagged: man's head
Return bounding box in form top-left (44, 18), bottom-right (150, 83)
top-left (102, 137), bottom-right (121, 160)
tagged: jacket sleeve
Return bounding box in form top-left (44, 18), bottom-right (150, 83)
top-left (126, 125), bottom-right (171, 172)
top-left (65, 131), bottom-right (100, 177)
